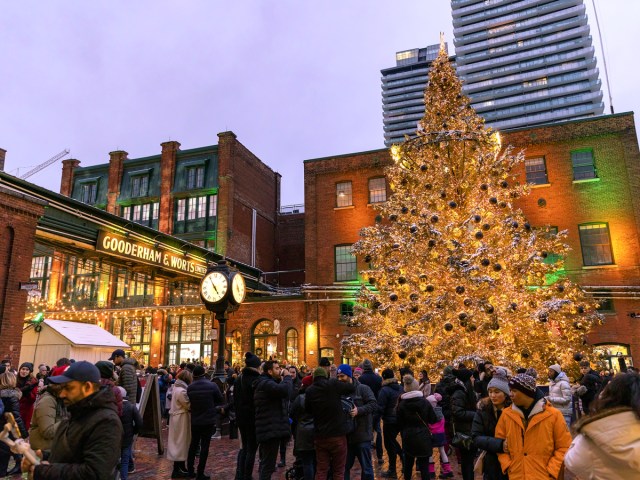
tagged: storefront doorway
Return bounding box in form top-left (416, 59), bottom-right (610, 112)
top-left (252, 319), bottom-right (277, 360)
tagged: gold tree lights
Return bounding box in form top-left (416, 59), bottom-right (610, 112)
top-left (342, 41), bottom-right (603, 373)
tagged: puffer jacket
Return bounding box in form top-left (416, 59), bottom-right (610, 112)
top-left (234, 367), bottom-right (261, 429)
top-left (397, 390), bottom-right (438, 457)
top-left (435, 373), bottom-right (457, 421)
top-left (290, 391), bottom-right (314, 452)
top-left (547, 371), bottom-right (572, 418)
top-left (253, 373), bottom-right (293, 443)
top-left (471, 398), bottom-right (509, 480)
top-left (33, 386), bottom-right (123, 480)
top-left (347, 380), bottom-right (377, 444)
top-left (564, 406), bottom-right (640, 480)
top-left (29, 391), bottom-right (68, 451)
top-left (495, 397), bottom-right (572, 480)
top-left (118, 358), bottom-right (138, 404)
top-left (187, 376), bottom-right (224, 425)
top-left (0, 388), bottom-right (28, 438)
top-left (449, 379), bottom-right (476, 435)
top-left (378, 378), bottom-right (402, 424)
top-left (359, 370), bottom-right (382, 398)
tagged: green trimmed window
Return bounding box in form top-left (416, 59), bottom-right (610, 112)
top-left (579, 223), bottom-right (613, 266)
top-left (81, 183), bottom-right (97, 204)
top-left (572, 150), bottom-right (597, 180)
top-left (335, 245), bottom-right (357, 281)
top-left (131, 175), bottom-right (149, 197)
top-left (525, 157), bottom-right (548, 185)
top-left (186, 166), bottom-right (205, 189)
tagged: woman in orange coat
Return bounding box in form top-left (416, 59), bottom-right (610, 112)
top-left (495, 373), bottom-right (572, 480)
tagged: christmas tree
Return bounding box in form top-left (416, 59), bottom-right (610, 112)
top-left (342, 40), bottom-right (603, 374)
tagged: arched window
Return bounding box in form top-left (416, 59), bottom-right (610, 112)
top-left (286, 328), bottom-right (299, 366)
top-left (319, 347), bottom-right (334, 365)
top-left (252, 319), bottom-right (277, 360)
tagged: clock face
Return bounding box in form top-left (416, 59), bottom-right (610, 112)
top-left (200, 271), bottom-right (228, 304)
top-left (231, 273), bottom-right (246, 304)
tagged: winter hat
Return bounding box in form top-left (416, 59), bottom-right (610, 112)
top-left (403, 374), bottom-right (419, 392)
top-left (245, 352), bottom-right (261, 369)
top-left (50, 365), bottom-right (68, 377)
top-left (20, 362), bottom-right (34, 373)
top-left (453, 367), bottom-right (474, 383)
top-left (337, 364), bottom-right (353, 378)
top-left (381, 368), bottom-right (395, 380)
top-left (192, 365), bottom-right (206, 378)
top-left (525, 367), bottom-right (538, 379)
top-left (426, 393), bottom-right (442, 408)
top-left (443, 365), bottom-right (454, 376)
top-left (95, 361), bottom-right (115, 380)
top-left (354, 367), bottom-right (363, 376)
top-left (509, 373), bottom-right (537, 398)
top-left (487, 367), bottom-right (510, 396)
top-left (362, 359), bottom-right (374, 372)
top-left (313, 367), bottom-right (328, 378)
top-left (301, 375), bottom-right (313, 388)
top-left (548, 364), bottom-right (562, 375)
top-left (319, 357), bottom-right (331, 367)
top-left (116, 386), bottom-right (127, 399)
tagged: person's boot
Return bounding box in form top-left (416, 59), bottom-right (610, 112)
top-left (381, 470), bottom-right (397, 478)
top-left (439, 462), bottom-right (454, 479)
top-left (429, 459), bottom-right (436, 479)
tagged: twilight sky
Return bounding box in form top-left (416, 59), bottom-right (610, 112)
top-left (1, 1), bottom-right (637, 206)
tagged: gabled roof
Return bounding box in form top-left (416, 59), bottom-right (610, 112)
top-left (42, 319), bottom-right (129, 348)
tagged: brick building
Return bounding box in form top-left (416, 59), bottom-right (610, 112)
top-left (304, 112), bottom-right (640, 371)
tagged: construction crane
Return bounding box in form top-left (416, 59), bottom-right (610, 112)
top-left (20, 149), bottom-right (70, 180)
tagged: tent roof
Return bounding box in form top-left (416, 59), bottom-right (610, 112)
top-left (42, 320), bottom-right (129, 348)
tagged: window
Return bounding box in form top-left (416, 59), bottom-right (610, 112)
top-left (579, 223), bottom-right (613, 266)
top-left (594, 289), bottom-right (614, 313)
top-left (320, 347), bottom-right (334, 364)
top-left (525, 157), bottom-right (548, 185)
top-left (369, 177), bottom-right (387, 203)
top-left (131, 175), bottom-right (149, 197)
top-left (141, 204), bottom-right (150, 222)
top-left (152, 202), bottom-right (159, 220)
top-left (209, 195), bottom-right (217, 217)
top-left (187, 166), bottom-right (205, 189)
top-left (335, 245), bottom-right (357, 281)
top-left (30, 256), bottom-right (47, 278)
top-left (336, 181), bottom-right (353, 207)
top-left (572, 150), bottom-right (597, 180)
top-left (177, 199), bottom-right (186, 222)
top-left (122, 206), bottom-right (131, 220)
top-left (81, 183), bottom-right (97, 204)
top-left (116, 270), bottom-right (126, 298)
top-left (187, 198), bottom-right (197, 220)
top-left (594, 344), bottom-right (633, 374)
top-left (132, 205), bottom-right (141, 222)
top-left (340, 302), bottom-right (354, 323)
top-left (286, 329), bottom-right (299, 365)
top-left (197, 197), bottom-right (207, 218)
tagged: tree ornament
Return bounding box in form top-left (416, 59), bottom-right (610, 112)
top-left (468, 324), bottom-right (477, 332)
top-left (489, 197), bottom-right (498, 205)
top-left (420, 165), bottom-right (427, 172)
top-left (409, 293), bottom-right (419, 301)
top-left (428, 239), bottom-right (436, 248)
top-left (509, 302), bottom-right (518, 311)
top-left (444, 323), bottom-right (453, 332)
top-left (459, 318), bottom-right (468, 328)
top-left (475, 231), bottom-right (483, 240)
top-left (430, 215), bottom-right (439, 224)
top-left (557, 284), bottom-right (565, 292)
top-left (485, 304), bottom-right (495, 314)
top-left (426, 284), bottom-right (435, 292)
top-left (538, 313), bottom-right (548, 323)
top-left (425, 183), bottom-right (432, 190)
top-left (577, 306), bottom-right (585, 314)
top-left (398, 351), bottom-right (408, 360)
top-left (541, 251), bottom-right (548, 258)
top-left (398, 276), bottom-right (407, 284)
top-left (410, 305), bottom-right (419, 313)
top-left (419, 274), bottom-right (428, 283)
top-left (493, 263), bottom-right (502, 272)
top-left (512, 221), bottom-right (519, 228)
top-left (392, 243), bottom-right (400, 249)
top-left (390, 293), bottom-right (398, 302)
top-left (500, 180), bottom-right (508, 188)
top-left (410, 225), bottom-right (418, 234)
top-left (481, 258), bottom-right (491, 267)
top-left (524, 223), bottom-right (531, 230)
top-left (389, 214), bottom-right (397, 222)
top-left (455, 286), bottom-right (465, 294)
top-left (364, 255), bottom-right (372, 263)
top-left (408, 356), bottom-right (417, 365)
top-left (463, 298), bottom-right (473, 307)
top-left (499, 201), bottom-right (507, 208)
top-left (521, 350), bottom-right (531, 359)
top-left (482, 223), bottom-right (491, 231)
top-left (490, 322), bottom-right (500, 331)
top-left (573, 352), bottom-right (584, 362)
top-left (416, 350), bottom-right (424, 359)
top-left (440, 191), bottom-right (447, 199)
top-left (473, 214), bottom-right (482, 223)
top-left (458, 312), bottom-right (468, 321)
top-left (401, 179), bottom-right (408, 186)
top-left (401, 206), bottom-right (409, 214)
top-left (449, 201), bottom-right (457, 209)
top-left (480, 184), bottom-right (488, 191)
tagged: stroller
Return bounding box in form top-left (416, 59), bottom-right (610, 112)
top-left (285, 459), bottom-right (305, 480)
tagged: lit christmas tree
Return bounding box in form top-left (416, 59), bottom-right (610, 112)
top-left (342, 39), bottom-right (603, 374)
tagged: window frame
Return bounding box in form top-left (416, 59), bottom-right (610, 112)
top-left (186, 166), bottom-right (205, 190)
top-left (335, 244), bottom-right (357, 282)
top-left (81, 182), bottom-right (97, 204)
top-left (524, 156), bottom-right (549, 185)
top-left (336, 181), bottom-right (353, 208)
top-left (368, 177), bottom-right (387, 203)
top-left (578, 222), bottom-right (614, 266)
top-left (571, 149), bottom-right (597, 181)
top-left (131, 174), bottom-right (149, 198)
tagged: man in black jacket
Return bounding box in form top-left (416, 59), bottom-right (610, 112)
top-left (187, 365), bottom-right (224, 480)
top-left (305, 367), bottom-right (356, 480)
top-left (358, 359), bottom-right (383, 463)
top-left (253, 360), bottom-right (293, 480)
top-left (377, 369), bottom-right (403, 478)
top-left (337, 364), bottom-right (377, 480)
top-left (22, 361), bottom-right (123, 480)
top-left (234, 352), bottom-right (262, 480)
top-left (578, 360), bottom-right (601, 414)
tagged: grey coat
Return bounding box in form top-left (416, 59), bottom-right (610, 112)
top-left (348, 380), bottom-right (377, 445)
top-left (118, 358), bottom-right (138, 404)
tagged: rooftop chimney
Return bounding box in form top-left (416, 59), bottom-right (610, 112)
top-left (0, 148), bottom-right (6, 172)
top-left (60, 159), bottom-right (81, 196)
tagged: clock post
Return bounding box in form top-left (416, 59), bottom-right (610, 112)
top-left (199, 260), bottom-right (246, 380)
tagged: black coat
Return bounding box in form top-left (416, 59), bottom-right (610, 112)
top-left (396, 391), bottom-right (438, 457)
top-left (359, 371), bottom-right (382, 399)
top-left (449, 380), bottom-right (476, 435)
top-left (120, 400), bottom-right (143, 447)
top-left (234, 367), bottom-right (261, 429)
top-left (0, 389), bottom-right (28, 438)
top-left (290, 392), bottom-right (314, 452)
top-left (471, 399), bottom-right (508, 480)
top-left (378, 379), bottom-right (402, 424)
top-left (253, 374), bottom-right (293, 443)
top-left (187, 376), bottom-right (224, 426)
top-left (347, 380), bottom-right (377, 445)
top-left (33, 387), bottom-right (123, 480)
top-left (435, 374), bottom-right (457, 421)
top-left (305, 377), bottom-right (355, 438)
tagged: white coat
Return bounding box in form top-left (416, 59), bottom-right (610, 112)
top-left (166, 379), bottom-right (191, 462)
top-left (547, 371), bottom-right (572, 417)
top-left (564, 407), bottom-right (640, 480)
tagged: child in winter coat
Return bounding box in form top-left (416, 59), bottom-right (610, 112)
top-left (427, 393), bottom-right (453, 479)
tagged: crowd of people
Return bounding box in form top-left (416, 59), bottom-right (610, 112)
top-left (0, 352), bottom-right (636, 479)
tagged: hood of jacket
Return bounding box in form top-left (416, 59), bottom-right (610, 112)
top-left (67, 386), bottom-right (118, 417)
top-left (241, 366), bottom-right (260, 377)
top-left (382, 378), bottom-right (400, 389)
top-left (174, 379), bottom-right (188, 390)
top-left (0, 388), bottom-right (21, 400)
top-left (122, 357), bottom-right (137, 367)
top-left (550, 371), bottom-right (569, 385)
top-left (400, 390), bottom-right (423, 400)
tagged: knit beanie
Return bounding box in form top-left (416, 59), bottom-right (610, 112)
top-left (354, 367), bottom-right (363, 376)
top-left (509, 373), bottom-right (537, 398)
top-left (548, 364), bottom-right (562, 375)
top-left (20, 362), bottom-right (34, 373)
top-left (426, 393), bottom-right (442, 408)
top-left (245, 352), bottom-right (261, 368)
top-left (301, 375), bottom-right (313, 387)
top-left (313, 367), bottom-right (328, 378)
top-left (319, 357), bottom-right (331, 367)
top-left (403, 374), bottom-right (419, 392)
top-left (337, 364), bottom-right (353, 378)
top-left (487, 367), bottom-right (510, 396)
top-left (453, 367), bottom-right (474, 383)
top-left (381, 368), bottom-right (395, 380)
top-left (525, 367), bottom-right (538, 379)
top-left (193, 365), bottom-right (206, 377)
top-left (362, 359), bottom-right (374, 372)
top-left (443, 365), bottom-right (453, 376)
top-left (95, 361), bottom-right (115, 380)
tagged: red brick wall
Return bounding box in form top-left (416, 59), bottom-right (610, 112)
top-left (106, 150), bottom-right (127, 215)
top-left (0, 188), bottom-right (46, 363)
top-left (60, 159), bottom-right (80, 196)
top-left (275, 213), bottom-right (305, 287)
top-left (158, 141), bottom-right (180, 234)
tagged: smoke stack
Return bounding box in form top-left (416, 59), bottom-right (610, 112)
top-left (0, 148), bottom-right (6, 172)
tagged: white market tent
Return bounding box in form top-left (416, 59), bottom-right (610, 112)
top-left (20, 319), bottom-right (129, 366)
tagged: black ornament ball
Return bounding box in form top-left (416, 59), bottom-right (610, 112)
top-left (458, 312), bottom-right (468, 321)
top-left (419, 274), bottom-right (428, 283)
top-left (401, 206), bottom-right (409, 214)
top-left (521, 350), bottom-right (530, 359)
top-left (512, 221), bottom-right (519, 228)
top-left (426, 284), bottom-right (435, 292)
top-left (541, 251), bottom-right (548, 258)
top-left (524, 223), bottom-right (531, 231)
top-left (398, 276), bottom-right (407, 284)
top-left (389, 214), bottom-right (397, 222)
top-left (485, 305), bottom-right (495, 314)
top-left (420, 165), bottom-right (428, 172)
top-left (500, 180), bottom-right (509, 188)
top-left (459, 319), bottom-right (468, 328)
top-left (434, 154), bottom-right (439, 159)
top-left (481, 258), bottom-right (491, 267)
top-left (490, 322), bottom-right (500, 331)
top-left (410, 225), bottom-right (418, 234)
top-left (557, 284), bottom-right (565, 292)
top-left (440, 191), bottom-right (447, 199)
top-left (368, 277), bottom-right (376, 285)
top-left (431, 215), bottom-right (439, 224)
top-left (577, 306), bottom-right (585, 314)
top-left (401, 179), bottom-right (408, 186)
top-left (482, 223), bottom-right (491, 231)
top-left (499, 201), bottom-right (507, 208)
top-left (468, 324), bottom-right (477, 332)
top-left (409, 293), bottom-right (419, 301)
top-left (428, 239), bottom-right (436, 248)
top-left (392, 243), bottom-right (400, 249)
top-left (489, 197), bottom-right (498, 205)
top-left (410, 305), bottom-right (419, 313)
top-left (416, 350), bottom-right (424, 359)
top-left (463, 298), bottom-right (473, 307)
top-left (444, 323), bottom-right (454, 332)
top-left (455, 286), bottom-right (465, 295)
top-left (449, 201), bottom-right (458, 209)
top-left (425, 183), bottom-right (433, 190)
top-left (538, 313), bottom-right (548, 323)
top-left (390, 293), bottom-right (398, 302)
top-left (411, 208), bottom-right (418, 216)
top-left (473, 214), bottom-right (482, 223)
top-left (372, 301), bottom-right (382, 310)
top-left (398, 351), bottom-right (408, 360)
top-left (573, 352), bottom-right (584, 362)
top-left (375, 215), bottom-right (383, 223)
top-left (480, 184), bottom-right (489, 191)
top-left (408, 356), bottom-right (417, 365)
top-left (475, 231), bottom-right (484, 240)
top-left (509, 302), bottom-right (518, 311)
top-left (493, 263), bottom-right (502, 272)
top-left (364, 255), bottom-right (372, 263)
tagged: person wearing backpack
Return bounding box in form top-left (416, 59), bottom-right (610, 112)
top-left (305, 367), bottom-right (356, 480)
top-left (336, 364), bottom-right (377, 480)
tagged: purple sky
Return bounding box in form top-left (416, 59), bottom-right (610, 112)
top-left (1, 1), bottom-right (637, 206)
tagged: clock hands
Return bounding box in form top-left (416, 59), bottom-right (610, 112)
top-left (209, 277), bottom-right (219, 294)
